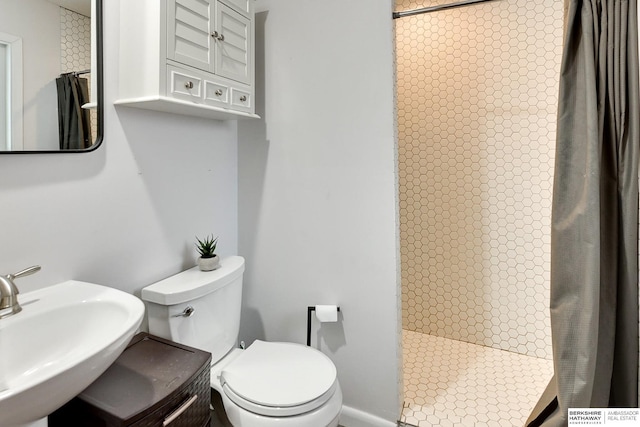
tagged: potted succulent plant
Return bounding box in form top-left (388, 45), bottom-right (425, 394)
top-left (195, 235), bottom-right (220, 271)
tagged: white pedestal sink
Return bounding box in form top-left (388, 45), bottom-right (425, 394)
top-left (0, 280), bottom-right (145, 426)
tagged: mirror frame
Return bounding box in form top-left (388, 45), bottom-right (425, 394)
top-left (3, 0), bottom-right (103, 154)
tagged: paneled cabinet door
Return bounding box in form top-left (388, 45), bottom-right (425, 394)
top-left (167, 0), bottom-right (215, 73)
top-left (214, 3), bottom-right (251, 85)
top-left (220, 0), bottom-right (250, 16)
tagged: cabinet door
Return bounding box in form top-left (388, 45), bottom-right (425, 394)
top-left (214, 3), bottom-right (251, 85)
top-left (219, 0), bottom-right (250, 16)
top-left (167, 0), bottom-right (215, 73)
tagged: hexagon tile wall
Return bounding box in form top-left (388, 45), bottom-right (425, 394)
top-left (396, 0), bottom-right (563, 359)
top-left (60, 7), bottom-right (91, 74)
top-left (60, 7), bottom-right (96, 142)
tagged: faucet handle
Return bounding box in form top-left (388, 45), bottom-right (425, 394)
top-left (8, 265), bottom-right (41, 281)
top-left (0, 266), bottom-right (39, 319)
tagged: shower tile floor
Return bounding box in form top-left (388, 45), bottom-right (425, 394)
top-left (400, 330), bottom-right (554, 427)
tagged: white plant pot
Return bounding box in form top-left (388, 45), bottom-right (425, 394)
top-left (197, 255), bottom-right (220, 271)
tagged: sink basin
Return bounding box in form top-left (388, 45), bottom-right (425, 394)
top-left (0, 280), bottom-right (144, 426)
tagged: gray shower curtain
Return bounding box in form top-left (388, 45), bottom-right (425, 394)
top-left (56, 74), bottom-right (92, 150)
top-left (526, 0), bottom-right (640, 425)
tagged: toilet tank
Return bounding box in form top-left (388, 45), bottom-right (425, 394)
top-left (141, 256), bottom-right (245, 364)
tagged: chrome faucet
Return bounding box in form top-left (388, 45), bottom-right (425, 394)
top-left (0, 266), bottom-right (41, 319)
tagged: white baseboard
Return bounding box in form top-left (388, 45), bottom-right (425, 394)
top-left (339, 405), bottom-right (397, 427)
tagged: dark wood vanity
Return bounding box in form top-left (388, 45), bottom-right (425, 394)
top-left (50, 333), bottom-right (212, 427)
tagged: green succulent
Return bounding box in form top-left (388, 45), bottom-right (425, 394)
top-left (195, 235), bottom-right (218, 258)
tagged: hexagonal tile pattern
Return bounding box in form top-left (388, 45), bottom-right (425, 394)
top-left (395, 0), bottom-right (563, 359)
top-left (400, 330), bottom-right (553, 426)
top-left (60, 7), bottom-right (96, 142)
top-left (60, 7), bottom-right (91, 74)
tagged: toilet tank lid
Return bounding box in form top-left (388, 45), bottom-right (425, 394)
top-left (141, 256), bottom-right (245, 305)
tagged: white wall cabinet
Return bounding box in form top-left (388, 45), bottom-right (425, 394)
top-left (115, 0), bottom-right (257, 120)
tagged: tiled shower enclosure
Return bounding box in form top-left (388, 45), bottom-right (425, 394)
top-left (396, 0), bottom-right (563, 359)
top-left (396, 0), bottom-right (563, 424)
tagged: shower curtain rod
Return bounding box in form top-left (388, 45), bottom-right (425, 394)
top-left (393, 0), bottom-right (497, 19)
top-left (60, 69), bottom-right (91, 77)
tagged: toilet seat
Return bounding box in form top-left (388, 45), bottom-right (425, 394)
top-left (220, 340), bottom-right (338, 417)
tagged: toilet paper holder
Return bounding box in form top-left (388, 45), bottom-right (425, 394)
top-left (306, 306), bottom-right (341, 346)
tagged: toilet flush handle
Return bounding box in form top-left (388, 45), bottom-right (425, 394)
top-left (172, 306), bottom-right (195, 317)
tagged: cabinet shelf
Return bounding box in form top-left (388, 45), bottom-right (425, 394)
top-left (115, 96), bottom-right (260, 121)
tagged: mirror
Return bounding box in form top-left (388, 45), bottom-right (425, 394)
top-left (0, 0), bottom-right (102, 153)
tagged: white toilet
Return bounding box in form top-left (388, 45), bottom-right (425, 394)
top-left (141, 256), bottom-right (342, 427)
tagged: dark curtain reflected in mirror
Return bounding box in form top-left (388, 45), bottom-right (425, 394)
top-left (56, 72), bottom-right (92, 149)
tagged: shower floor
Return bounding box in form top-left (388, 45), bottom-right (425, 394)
top-left (400, 330), bottom-right (554, 426)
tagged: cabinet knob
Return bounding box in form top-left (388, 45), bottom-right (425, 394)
top-left (215, 89), bottom-right (223, 96)
top-left (211, 31), bottom-right (224, 41)
top-left (240, 95), bottom-right (247, 102)
top-left (185, 81), bottom-right (194, 89)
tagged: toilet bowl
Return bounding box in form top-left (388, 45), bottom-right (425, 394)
top-left (141, 256), bottom-right (342, 427)
top-left (212, 341), bottom-right (342, 426)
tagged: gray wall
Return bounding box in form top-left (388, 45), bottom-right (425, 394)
top-left (0, 1), bottom-right (239, 300)
top-left (238, 1), bottom-right (401, 424)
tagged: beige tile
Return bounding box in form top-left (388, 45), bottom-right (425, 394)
top-left (402, 330), bottom-right (553, 426)
top-left (396, 0), bottom-right (562, 359)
